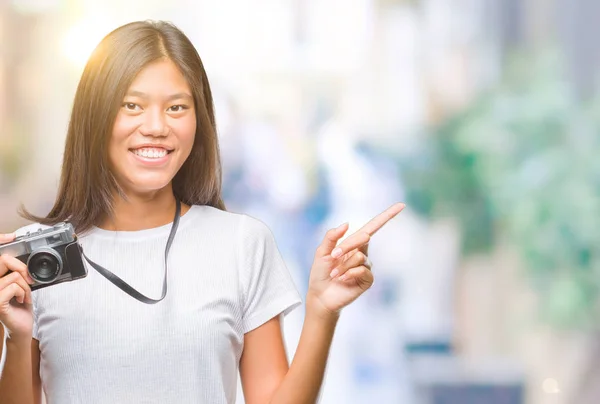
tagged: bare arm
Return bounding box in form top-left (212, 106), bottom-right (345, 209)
top-left (239, 317), bottom-right (289, 403)
top-left (241, 204), bottom-right (403, 403)
top-left (241, 203), bottom-right (404, 403)
top-left (240, 311), bottom-right (337, 404)
top-left (0, 233), bottom-right (42, 404)
top-left (268, 310), bottom-right (337, 404)
top-left (0, 327), bottom-right (42, 404)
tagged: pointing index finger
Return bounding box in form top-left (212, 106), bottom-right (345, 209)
top-left (330, 202), bottom-right (406, 258)
top-left (357, 202), bottom-right (405, 237)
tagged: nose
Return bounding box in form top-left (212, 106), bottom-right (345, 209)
top-left (140, 107), bottom-right (168, 137)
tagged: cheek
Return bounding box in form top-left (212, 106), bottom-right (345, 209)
top-left (112, 114), bottom-right (138, 140)
top-left (176, 117), bottom-right (197, 154)
top-left (108, 115), bottom-right (135, 172)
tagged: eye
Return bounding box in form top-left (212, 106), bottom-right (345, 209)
top-left (123, 102), bottom-right (140, 111)
top-left (168, 105), bottom-right (188, 113)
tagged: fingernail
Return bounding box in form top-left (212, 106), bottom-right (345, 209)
top-left (339, 274), bottom-right (347, 281)
top-left (331, 248), bottom-right (342, 258)
top-left (330, 269), bottom-right (339, 278)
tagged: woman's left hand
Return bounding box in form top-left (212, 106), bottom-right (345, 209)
top-left (306, 203), bottom-right (405, 318)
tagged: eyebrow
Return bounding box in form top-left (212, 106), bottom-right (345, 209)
top-left (125, 90), bottom-right (193, 102)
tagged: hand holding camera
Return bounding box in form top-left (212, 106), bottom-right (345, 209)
top-left (0, 223), bottom-right (88, 341)
top-left (0, 232), bottom-right (34, 341)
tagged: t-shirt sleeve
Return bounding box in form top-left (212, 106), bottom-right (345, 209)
top-left (238, 215), bottom-right (302, 334)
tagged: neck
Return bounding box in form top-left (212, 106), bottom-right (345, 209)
top-left (97, 186), bottom-right (188, 231)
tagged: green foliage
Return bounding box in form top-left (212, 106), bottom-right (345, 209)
top-left (401, 51), bottom-right (600, 329)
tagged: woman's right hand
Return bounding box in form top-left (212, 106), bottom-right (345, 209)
top-left (0, 232), bottom-right (35, 341)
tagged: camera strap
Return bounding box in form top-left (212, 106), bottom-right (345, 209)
top-left (81, 199), bottom-right (181, 305)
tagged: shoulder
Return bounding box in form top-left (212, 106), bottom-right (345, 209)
top-left (188, 205), bottom-right (273, 238)
top-left (187, 206), bottom-right (279, 256)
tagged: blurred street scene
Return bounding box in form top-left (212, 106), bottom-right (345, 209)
top-left (1, 1), bottom-right (599, 403)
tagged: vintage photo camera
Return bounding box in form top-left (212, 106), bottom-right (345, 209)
top-left (0, 223), bottom-right (87, 291)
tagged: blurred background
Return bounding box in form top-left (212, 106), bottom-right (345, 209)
top-left (1, 0), bottom-right (599, 403)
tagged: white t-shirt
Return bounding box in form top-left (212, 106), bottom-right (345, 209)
top-left (26, 205), bottom-right (302, 404)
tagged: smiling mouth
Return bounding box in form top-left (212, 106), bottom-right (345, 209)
top-left (129, 147), bottom-right (174, 159)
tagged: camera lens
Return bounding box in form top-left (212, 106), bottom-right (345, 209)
top-left (28, 249), bottom-right (62, 283)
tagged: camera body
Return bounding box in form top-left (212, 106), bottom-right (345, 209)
top-left (0, 223), bottom-right (87, 291)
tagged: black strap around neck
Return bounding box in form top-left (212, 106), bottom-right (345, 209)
top-left (81, 199), bottom-right (181, 304)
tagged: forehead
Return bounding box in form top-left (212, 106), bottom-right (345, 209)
top-left (127, 59), bottom-right (191, 94)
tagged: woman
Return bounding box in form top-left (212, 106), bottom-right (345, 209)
top-left (0, 21), bottom-right (403, 404)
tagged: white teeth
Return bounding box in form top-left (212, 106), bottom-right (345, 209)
top-left (132, 148), bottom-right (168, 159)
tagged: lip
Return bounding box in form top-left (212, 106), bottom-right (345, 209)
top-left (129, 144), bottom-right (174, 152)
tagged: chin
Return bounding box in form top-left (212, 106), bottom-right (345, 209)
top-left (122, 176), bottom-right (175, 196)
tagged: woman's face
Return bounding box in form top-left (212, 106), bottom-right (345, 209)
top-left (109, 59), bottom-right (196, 196)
